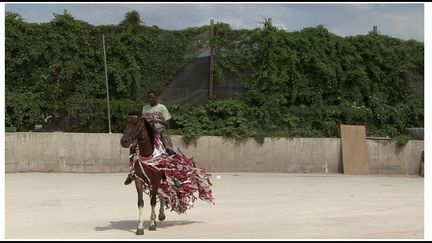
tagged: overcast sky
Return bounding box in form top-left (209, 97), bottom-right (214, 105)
top-left (5, 2), bottom-right (424, 41)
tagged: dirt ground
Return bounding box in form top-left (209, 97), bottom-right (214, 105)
top-left (5, 172), bottom-right (424, 239)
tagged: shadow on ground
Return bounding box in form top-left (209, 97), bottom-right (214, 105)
top-left (95, 220), bottom-right (203, 233)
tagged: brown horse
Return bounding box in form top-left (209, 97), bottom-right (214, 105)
top-left (120, 110), bottom-right (166, 235)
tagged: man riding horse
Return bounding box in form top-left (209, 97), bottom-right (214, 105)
top-left (124, 90), bottom-right (174, 185)
top-left (120, 105), bottom-right (214, 235)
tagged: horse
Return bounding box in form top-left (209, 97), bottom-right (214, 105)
top-left (120, 110), bottom-right (166, 235)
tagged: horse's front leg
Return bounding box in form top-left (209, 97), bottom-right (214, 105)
top-left (135, 179), bottom-right (145, 235)
top-left (149, 181), bottom-right (161, 231)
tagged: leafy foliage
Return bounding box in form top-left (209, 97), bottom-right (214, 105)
top-left (6, 14), bottom-right (423, 144)
top-left (6, 11), bottom-right (208, 131)
top-left (206, 19), bottom-right (423, 141)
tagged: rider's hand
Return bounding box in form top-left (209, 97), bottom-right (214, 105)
top-left (153, 118), bottom-right (163, 124)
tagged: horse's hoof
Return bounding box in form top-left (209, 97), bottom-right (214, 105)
top-left (158, 214), bottom-right (166, 221)
top-left (136, 229), bottom-right (144, 235)
top-left (149, 225), bottom-right (156, 231)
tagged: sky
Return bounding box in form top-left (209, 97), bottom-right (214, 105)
top-left (4, 2), bottom-right (425, 41)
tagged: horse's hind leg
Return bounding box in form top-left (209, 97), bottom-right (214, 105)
top-left (158, 195), bottom-right (166, 221)
top-left (135, 179), bottom-right (145, 235)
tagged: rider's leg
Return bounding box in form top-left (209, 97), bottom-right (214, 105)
top-left (160, 132), bottom-right (175, 155)
top-left (124, 144), bottom-right (137, 185)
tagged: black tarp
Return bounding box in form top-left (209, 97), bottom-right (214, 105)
top-left (159, 54), bottom-right (244, 106)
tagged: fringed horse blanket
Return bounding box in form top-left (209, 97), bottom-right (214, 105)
top-left (130, 135), bottom-right (215, 214)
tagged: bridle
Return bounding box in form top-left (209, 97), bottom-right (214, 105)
top-left (123, 115), bottom-right (149, 145)
top-left (123, 115), bottom-right (154, 187)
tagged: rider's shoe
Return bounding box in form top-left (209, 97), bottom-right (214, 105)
top-left (124, 173), bottom-right (134, 185)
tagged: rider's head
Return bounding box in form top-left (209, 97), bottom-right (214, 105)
top-left (147, 90), bottom-right (158, 106)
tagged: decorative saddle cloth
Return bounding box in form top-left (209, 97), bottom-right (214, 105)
top-left (131, 135), bottom-right (215, 214)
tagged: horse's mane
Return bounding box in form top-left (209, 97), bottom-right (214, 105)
top-left (128, 110), bottom-right (156, 148)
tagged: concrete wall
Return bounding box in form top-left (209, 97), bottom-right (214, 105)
top-left (5, 132), bottom-right (424, 175)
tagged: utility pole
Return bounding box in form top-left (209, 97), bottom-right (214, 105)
top-left (102, 34), bottom-right (112, 134)
top-left (209, 18), bottom-right (214, 99)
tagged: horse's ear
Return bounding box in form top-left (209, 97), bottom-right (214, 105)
top-left (136, 109), bottom-right (143, 117)
top-left (128, 109), bottom-right (142, 117)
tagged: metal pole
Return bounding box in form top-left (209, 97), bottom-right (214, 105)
top-left (102, 34), bottom-right (112, 133)
top-left (209, 18), bottom-right (214, 99)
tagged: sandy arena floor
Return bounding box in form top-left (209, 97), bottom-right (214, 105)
top-left (5, 172), bottom-right (424, 239)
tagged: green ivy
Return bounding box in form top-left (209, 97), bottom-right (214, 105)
top-left (6, 11), bottom-right (207, 131)
top-left (6, 14), bottom-right (423, 145)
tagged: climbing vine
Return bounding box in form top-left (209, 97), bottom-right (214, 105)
top-left (6, 13), bottom-right (423, 143)
top-left (171, 19), bottom-right (423, 143)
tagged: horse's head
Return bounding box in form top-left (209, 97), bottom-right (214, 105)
top-left (120, 110), bottom-right (145, 148)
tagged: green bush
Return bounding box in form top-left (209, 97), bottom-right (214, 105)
top-left (6, 13), bottom-right (423, 145)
